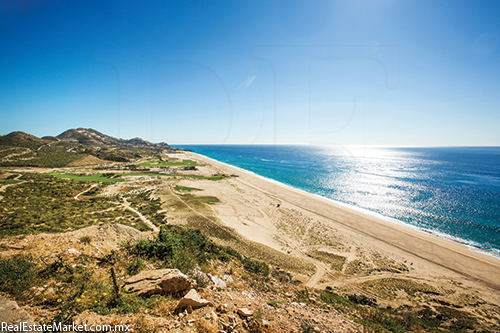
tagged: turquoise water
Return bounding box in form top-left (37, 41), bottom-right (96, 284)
top-left (178, 145), bottom-right (500, 257)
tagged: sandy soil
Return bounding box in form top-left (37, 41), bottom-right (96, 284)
top-left (168, 151), bottom-right (500, 310)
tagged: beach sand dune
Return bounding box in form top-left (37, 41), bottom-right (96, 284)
top-left (168, 151), bottom-right (500, 312)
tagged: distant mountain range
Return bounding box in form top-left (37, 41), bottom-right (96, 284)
top-left (0, 128), bottom-right (169, 149)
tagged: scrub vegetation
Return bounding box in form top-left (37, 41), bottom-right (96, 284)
top-left (0, 173), bottom-right (150, 237)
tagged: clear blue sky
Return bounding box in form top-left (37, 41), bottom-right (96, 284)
top-left (1, 0), bottom-right (499, 146)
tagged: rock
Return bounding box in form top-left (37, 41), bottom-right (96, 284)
top-left (208, 274), bottom-right (227, 288)
top-left (67, 248), bottom-right (80, 255)
top-left (216, 303), bottom-right (228, 313)
top-left (210, 310), bottom-right (218, 322)
top-left (124, 269), bottom-right (195, 297)
top-left (348, 293), bottom-right (378, 306)
top-left (237, 308), bottom-right (253, 317)
top-left (0, 296), bottom-right (34, 332)
top-left (186, 305), bottom-right (193, 314)
top-left (191, 269), bottom-right (211, 286)
top-left (221, 275), bottom-right (234, 283)
top-left (176, 289), bottom-right (213, 310)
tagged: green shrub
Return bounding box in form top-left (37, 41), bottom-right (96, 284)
top-left (0, 256), bottom-right (39, 301)
top-left (242, 258), bottom-right (270, 276)
top-left (131, 226), bottom-right (233, 269)
top-left (127, 257), bottom-right (146, 275)
top-left (130, 225), bottom-right (269, 276)
top-left (301, 323), bottom-right (316, 333)
top-left (267, 300), bottom-right (280, 309)
top-left (79, 235), bottom-right (93, 244)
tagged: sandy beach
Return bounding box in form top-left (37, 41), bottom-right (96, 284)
top-left (166, 151), bottom-right (500, 310)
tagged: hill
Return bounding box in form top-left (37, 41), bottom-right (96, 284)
top-left (0, 131), bottom-right (46, 149)
top-left (56, 128), bottom-right (170, 148)
top-left (57, 128), bottom-right (119, 145)
top-left (0, 128), bottom-right (175, 167)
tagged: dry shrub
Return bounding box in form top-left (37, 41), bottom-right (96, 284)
top-left (134, 314), bottom-right (159, 333)
top-left (231, 281), bottom-right (250, 291)
top-left (153, 297), bottom-right (177, 317)
top-left (79, 236), bottom-right (93, 244)
top-left (195, 318), bottom-right (219, 333)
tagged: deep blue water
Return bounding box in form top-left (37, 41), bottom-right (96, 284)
top-left (178, 145), bottom-right (500, 256)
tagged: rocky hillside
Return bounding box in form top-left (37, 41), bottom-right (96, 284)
top-left (56, 128), bottom-right (170, 148)
top-left (0, 128), bottom-right (175, 167)
top-left (0, 222), bottom-right (493, 332)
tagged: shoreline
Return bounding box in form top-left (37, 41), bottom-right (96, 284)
top-left (188, 150), bottom-right (500, 261)
top-left (185, 151), bottom-right (500, 291)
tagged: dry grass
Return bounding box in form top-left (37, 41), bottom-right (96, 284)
top-left (359, 278), bottom-right (441, 299)
top-left (152, 296), bottom-right (177, 317)
top-left (371, 251), bottom-right (409, 273)
top-left (344, 259), bottom-right (375, 276)
top-left (184, 215), bottom-right (314, 273)
top-left (306, 250), bottom-right (346, 271)
top-left (134, 314), bottom-right (159, 333)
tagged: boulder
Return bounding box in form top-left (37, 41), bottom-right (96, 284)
top-left (124, 269), bottom-right (195, 297)
top-left (0, 296), bottom-right (34, 332)
top-left (176, 289), bottom-right (213, 310)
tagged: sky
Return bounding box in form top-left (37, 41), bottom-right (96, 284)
top-left (1, 0), bottom-right (499, 146)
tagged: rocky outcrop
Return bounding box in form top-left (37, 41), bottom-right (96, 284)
top-left (0, 296), bottom-right (34, 332)
top-left (124, 269), bottom-right (195, 297)
top-left (175, 289), bottom-right (212, 310)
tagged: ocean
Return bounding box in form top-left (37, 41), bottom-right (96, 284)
top-left (177, 145), bottom-right (500, 257)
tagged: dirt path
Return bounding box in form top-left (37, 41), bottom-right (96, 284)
top-left (74, 184), bottom-right (99, 201)
top-left (1, 148), bottom-right (31, 159)
top-left (0, 174), bottom-right (25, 193)
top-left (120, 199), bottom-right (160, 233)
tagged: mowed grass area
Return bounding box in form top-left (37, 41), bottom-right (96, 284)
top-left (180, 193), bottom-right (220, 205)
top-left (173, 185), bottom-right (219, 205)
top-left (47, 172), bottom-right (125, 183)
top-left (139, 159), bottom-right (202, 168)
top-left (174, 185), bottom-right (201, 192)
top-left (118, 173), bottom-right (227, 181)
top-left (0, 179), bottom-right (22, 184)
top-left (46, 172), bottom-right (227, 183)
